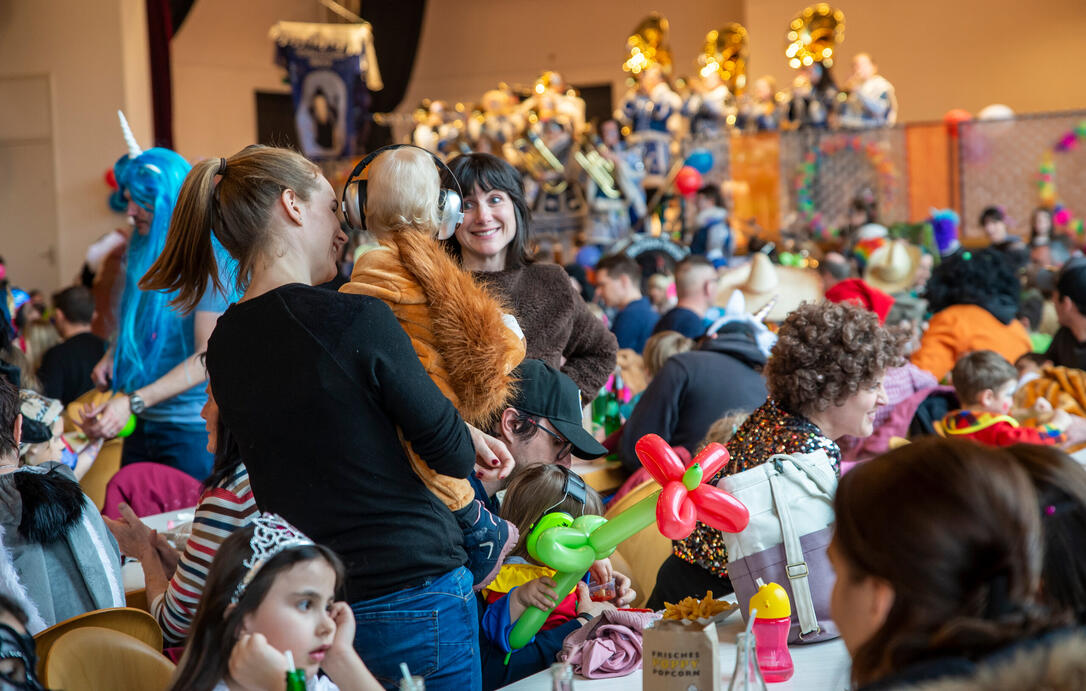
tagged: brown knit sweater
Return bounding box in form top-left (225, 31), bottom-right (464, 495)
top-left (476, 263), bottom-right (617, 403)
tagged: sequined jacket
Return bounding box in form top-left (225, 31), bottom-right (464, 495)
top-left (672, 399), bottom-right (840, 578)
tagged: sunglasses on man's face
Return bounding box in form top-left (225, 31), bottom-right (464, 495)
top-left (525, 417), bottom-right (573, 463)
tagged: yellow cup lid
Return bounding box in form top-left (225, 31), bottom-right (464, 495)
top-left (749, 581), bottom-right (791, 619)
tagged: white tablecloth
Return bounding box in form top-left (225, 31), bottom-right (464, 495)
top-left (499, 608), bottom-right (851, 690)
top-left (121, 507), bottom-right (196, 592)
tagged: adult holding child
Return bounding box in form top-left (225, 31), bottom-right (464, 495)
top-left (141, 145), bottom-right (510, 689)
top-left (339, 145), bottom-right (525, 589)
top-left (445, 153), bottom-right (617, 401)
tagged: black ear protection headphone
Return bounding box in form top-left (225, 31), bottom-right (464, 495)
top-left (524, 466), bottom-right (589, 560)
top-left (340, 144), bottom-right (465, 240)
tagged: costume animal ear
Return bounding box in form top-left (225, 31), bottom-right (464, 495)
top-left (724, 289), bottom-right (745, 317)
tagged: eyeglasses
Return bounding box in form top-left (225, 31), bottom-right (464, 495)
top-left (525, 417), bottom-right (573, 463)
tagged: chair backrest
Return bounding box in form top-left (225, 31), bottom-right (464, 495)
top-left (81, 438), bottom-right (123, 509)
top-left (44, 626), bottom-right (174, 691)
top-left (103, 462), bottom-right (202, 519)
top-left (603, 479), bottom-right (669, 608)
top-left (34, 606), bottom-right (162, 681)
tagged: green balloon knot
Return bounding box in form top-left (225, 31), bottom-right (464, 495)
top-left (682, 464), bottom-right (703, 490)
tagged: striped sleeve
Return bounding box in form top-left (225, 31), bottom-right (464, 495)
top-left (152, 464), bottom-right (257, 645)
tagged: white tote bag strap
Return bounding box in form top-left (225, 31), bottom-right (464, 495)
top-left (770, 452), bottom-right (836, 496)
top-left (768, 466), bottom-right (820, 638)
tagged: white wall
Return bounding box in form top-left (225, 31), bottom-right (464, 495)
top-left (0, 0), bottom-right (151, 292)
top-left (171, 0), bottom-right (326, 158)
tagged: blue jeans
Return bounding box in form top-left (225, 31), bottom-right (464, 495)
top-left (351, 566), bottom-right (480, 691)
top-left (120, 418), bottom-right (213, 481)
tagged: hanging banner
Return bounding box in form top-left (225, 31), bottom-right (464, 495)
top-left (269, 21), bottom-right (383, 160)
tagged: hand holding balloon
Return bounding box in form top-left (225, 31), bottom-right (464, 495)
top-left (506, 435), bottom-right (748, 653)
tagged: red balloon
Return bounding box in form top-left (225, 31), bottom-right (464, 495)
top-left (658, 481), bottom-right (697, 539)
top-left (943, 109), bottom-right (972, 138)
top-left (694, 443), bottom-right (730, 479)
top-left (674, 166), bottom-right (703, 197)
top-left (636, 434), bottom-right (686, 485)
top-left (104, 168), bottom-right (118, 190)
top-left (690, 484), bottom-right (750, 534)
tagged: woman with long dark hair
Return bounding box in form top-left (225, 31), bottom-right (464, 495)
top-left (445, 153), bottom-right (617, 401)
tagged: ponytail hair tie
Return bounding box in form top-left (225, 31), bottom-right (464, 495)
top-left (217, 158), bottom-right (227, 175)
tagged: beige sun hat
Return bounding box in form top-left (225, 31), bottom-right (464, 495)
top-left (864, 239), bottom-right (922, 294)
top-left (714, 252), bottom-right (823, 323)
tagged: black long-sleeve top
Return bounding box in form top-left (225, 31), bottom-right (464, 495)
top-left (206, 284), bottom-right (474, 602)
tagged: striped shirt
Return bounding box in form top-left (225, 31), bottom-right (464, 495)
top-left (151, 463), bottom-right (256, 645)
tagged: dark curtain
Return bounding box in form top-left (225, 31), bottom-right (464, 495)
top-left (360, 0), bottom-right (427, 151)
top-left (146, 0), bottom-right (198, 148)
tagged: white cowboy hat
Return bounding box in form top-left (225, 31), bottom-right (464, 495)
top-left (864, 239), bottom-right (922, 295)
top-left (714, 252), bottom-right (823, 323)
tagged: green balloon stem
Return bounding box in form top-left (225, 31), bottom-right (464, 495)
top-left (508, 569), bottom-right (584, 651)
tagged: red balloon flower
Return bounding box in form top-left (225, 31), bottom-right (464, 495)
top-left (635, 434), bottom-right (749, 540)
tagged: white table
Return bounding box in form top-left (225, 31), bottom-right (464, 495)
top-left (500, 607), bottom-right (851, 690)
top-left (121, 507), bottom-right (196, 592)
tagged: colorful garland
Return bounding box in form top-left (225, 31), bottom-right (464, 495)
top-left (794, 135), bottom-right (898, 239)
top-left (1038, 120), bottom-right (1086, 236)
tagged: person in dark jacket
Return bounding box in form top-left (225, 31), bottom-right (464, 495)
top-left (619, 322), bottom-right (769, 474)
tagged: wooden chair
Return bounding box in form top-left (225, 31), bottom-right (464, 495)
top-left (125, 587), bottom-right (149, 613)
top-left (603, 479), bottom-right (670, 608)
top-left (43, 626), bottom-right (174, 690)
top-left (34, 607), bottom-right (162, 681)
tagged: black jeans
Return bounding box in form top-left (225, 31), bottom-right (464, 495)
top-left (647, 554), bottom-right (734, 610)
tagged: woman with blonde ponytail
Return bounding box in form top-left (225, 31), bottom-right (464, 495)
top-left (141, 145), bottom-right (498, 689)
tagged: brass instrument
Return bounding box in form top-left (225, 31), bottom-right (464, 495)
top-left (785, 4), bottom-right (845, 69)
top-left (514, 132), bottom-right (568, 194)
top-left (575, 136), bottom-right (621, 200)
top-left (700, 22), bottom-right (749, 94)
top-left (624, 13), bottom-right (672, 74)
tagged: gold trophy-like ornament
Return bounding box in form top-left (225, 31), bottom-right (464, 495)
top-left (785, 3), bottom-right (845, 69)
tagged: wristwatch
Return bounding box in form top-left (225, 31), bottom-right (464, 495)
top-left (128, 391), bottom-right (147, 415)
top-left (576, 612), bottom-right (595, 623)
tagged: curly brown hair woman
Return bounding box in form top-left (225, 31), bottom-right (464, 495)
top-left (766, 301), bottom-right (902, 426)
top-left (649, 300), bottom-right (903, 609)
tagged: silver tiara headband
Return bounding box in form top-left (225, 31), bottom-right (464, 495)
top-left (231, 513), bottom-right (315, 604)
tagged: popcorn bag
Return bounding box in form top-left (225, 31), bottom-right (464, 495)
top-left (642, 619), bottom-right (720, 691)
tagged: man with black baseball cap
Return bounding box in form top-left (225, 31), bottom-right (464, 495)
top-left (1048, 258), bottom-right (1086, 371)
top-left (471, 359), bottom-right (607, 508)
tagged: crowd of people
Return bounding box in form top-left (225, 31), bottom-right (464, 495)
top-left (1, 104), bottom-right (1086, 690)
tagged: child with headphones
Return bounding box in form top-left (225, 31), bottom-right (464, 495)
top-left (339, 145), bottom-right (527, 591)
top-left (479, 464), bottom-right (635, 688)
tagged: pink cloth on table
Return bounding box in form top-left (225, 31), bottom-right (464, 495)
top-left (558, 609), bottom-right (659, 678)
top-left (102, 462), bottom-right (202, 519)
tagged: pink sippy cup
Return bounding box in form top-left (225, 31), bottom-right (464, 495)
top-left (749, 579), bottom-right (794, 682)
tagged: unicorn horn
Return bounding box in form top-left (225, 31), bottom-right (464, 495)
top-left (753, 295), bottom-right (778, 323)
top-left (117, 110), bottom-right (142, 159)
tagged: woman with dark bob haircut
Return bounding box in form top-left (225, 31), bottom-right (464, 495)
top-left (649, 301), bottom-right (902, 607)
top-left (444, 153), bottom-right (617, 401)
top-left (831, 437), bottom-right (1085, 689)
top-left (1005, 444), bottom-right (1086, 625)
top-left (911, 248), bottom-right (1031, 380)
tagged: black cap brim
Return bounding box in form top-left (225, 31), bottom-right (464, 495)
top-left (550, 417), bottom-right (609, 460)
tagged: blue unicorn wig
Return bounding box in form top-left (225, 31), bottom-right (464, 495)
top-left (112, 148), bottom-right (239, 394)
top-left (112, 147), bottom-right (191, 393)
